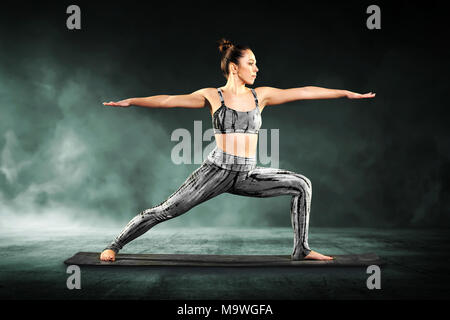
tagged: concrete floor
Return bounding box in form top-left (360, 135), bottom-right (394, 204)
top-left (1, 226), bottom-right (449, 300)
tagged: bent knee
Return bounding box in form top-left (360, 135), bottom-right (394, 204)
top-left (294, 175), bottom-right (312, 195)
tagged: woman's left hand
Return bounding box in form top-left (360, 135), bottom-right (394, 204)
top-left (346, 91), bottom-right (376, 99)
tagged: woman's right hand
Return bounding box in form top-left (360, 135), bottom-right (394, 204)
top-left (102, 99), bottom-right (131, 107)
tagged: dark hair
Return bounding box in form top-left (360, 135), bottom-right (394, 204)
top-left (217, 38), bottom-right (251, 79)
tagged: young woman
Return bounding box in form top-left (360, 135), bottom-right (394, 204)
top-left (100, 38), bottom-right (375, 262)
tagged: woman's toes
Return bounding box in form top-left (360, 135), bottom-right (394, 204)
top-left (303, 250), bottom-right (335, 261)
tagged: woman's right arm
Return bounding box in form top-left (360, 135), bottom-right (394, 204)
top-left (103, 88), bottom-right (209, 109)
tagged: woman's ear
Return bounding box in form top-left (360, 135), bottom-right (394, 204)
top-left (230, 62), bottom-right (238, 74)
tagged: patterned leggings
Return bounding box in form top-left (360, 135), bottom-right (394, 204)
top-left (104, 146), bottom-right (312, 260)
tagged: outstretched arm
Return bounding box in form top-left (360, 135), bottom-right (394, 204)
top-left (259, 86), bottom-right (376, 107)
top-left (102, 88), bottom-right (209, 109)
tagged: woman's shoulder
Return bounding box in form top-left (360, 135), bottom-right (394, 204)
top-left (192, 88), bottom-right (221, 115)
top-left (253, 86), bottom-right (271, 95)
top-left (253, 87), bottom-right (271, 110)
top-left (192, 87), bottom-right (220, 97)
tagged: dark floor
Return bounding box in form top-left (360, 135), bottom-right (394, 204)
top-left (1, 226), bottom-right (449, 300)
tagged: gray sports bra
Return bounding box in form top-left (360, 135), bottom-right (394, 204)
top-left (212, 88), bottom-right (262, 134)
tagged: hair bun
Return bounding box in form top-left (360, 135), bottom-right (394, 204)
top-left (217, 38), bottom-right (234, 53)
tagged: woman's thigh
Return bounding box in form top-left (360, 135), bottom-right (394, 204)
top-left (228, 166), bottom-right (312, 198)
top-left (146, 161), bottom-right (238, 218)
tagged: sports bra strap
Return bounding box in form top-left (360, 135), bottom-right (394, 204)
top-left (217, 88), bottom-right (225, 105)
top-left (250, 88), bottom-right (259, 107)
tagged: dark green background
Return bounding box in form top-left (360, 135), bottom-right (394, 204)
top-left (0, 0), bottom-right (449, 230)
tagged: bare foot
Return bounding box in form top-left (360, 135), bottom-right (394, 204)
top-left (100, 249), bottom-right (116, 262)
top-left (303, 250), bottom-right (334, 261)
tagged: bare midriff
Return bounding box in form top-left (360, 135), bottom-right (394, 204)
top-left (214, 132), bottom-right (258, 158)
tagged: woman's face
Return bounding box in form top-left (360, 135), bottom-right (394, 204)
top-left (235, 49), bottom-right (259, 84)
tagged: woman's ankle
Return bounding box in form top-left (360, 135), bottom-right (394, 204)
top-left (291, 248), bottom-right (311, 261)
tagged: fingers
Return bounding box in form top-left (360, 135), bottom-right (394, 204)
top-left (102, 101), bottom-right (121, 106)
top-left (348, 91), bottom-right (376, 99)
top-left (360, 92), bottom-right (376, 98)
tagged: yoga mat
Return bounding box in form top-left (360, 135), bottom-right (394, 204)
top-left (64, 252), bottom-right (384, 267)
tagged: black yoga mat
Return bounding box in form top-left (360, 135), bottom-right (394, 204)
top-left (64, 252), bottom-right (384, 267)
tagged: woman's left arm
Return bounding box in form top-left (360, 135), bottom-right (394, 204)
top-left (259, 86), bottom-right (376, 107)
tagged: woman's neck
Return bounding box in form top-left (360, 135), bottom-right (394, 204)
top-left (222, 76), bottom-right (247, 95)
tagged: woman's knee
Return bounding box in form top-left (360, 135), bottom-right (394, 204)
top-left (139, 198), bottom-right (194, 222)
top-left (139, 204), bottom-right (177, 222)
top-left (293, 174), bottom-right (312, 196)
